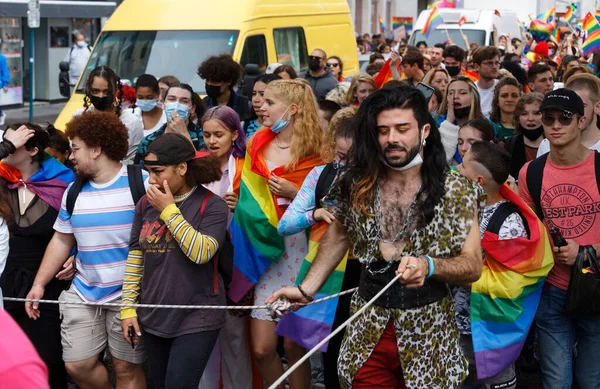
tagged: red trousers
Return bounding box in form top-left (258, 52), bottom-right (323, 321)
top-left (352, 320), bottom-right (407, 389)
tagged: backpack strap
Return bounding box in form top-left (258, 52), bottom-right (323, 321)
top-left (314, 163), bottom-right (338, 207)
top-left (485, 202), bottom-right (530, 238)
top-left (198, 191), bottom-right (220, 295)
top-left (595, 151), bottom-right (600, 193)
top-left (525, 153), bottom-right (549, 221)
top-left (66, 178), bottom-right (86, 216)
top-left (127, 164), bottom-right (146, 205)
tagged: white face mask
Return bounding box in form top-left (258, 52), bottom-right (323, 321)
top-left (382, 127), bottom-right (425, 172)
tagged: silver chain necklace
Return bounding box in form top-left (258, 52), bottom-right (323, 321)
top-left (274, 135), bottom-right (291, 149)
top-left (367, 181), bottom-right (421, 275)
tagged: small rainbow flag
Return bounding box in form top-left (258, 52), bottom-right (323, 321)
top-left (423, 6), bottom-right (444, 38)
top-left (563, 4), bottom-right (575, 23)
top-left (379, 15), bottom-right (387, 32)
top-left (276, 221), bottom-right (349, 351)
top-left (471, 185), bottom-right (554, 379)
top-left (537, 7), bottom-right (555, 23)
top-left (458, 15), bottom-right (467, 27)
top-left (228, 130), bottom-right (322, 302)
top-left (529, 19), bottom-right (555, 43)
top-left (583, 28), bottom-right (600, 56)
top-left (494, 10), bottom-right (501, 17)
top-left (584, 12), bottom-right (600, 34)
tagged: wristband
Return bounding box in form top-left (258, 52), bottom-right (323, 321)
top-left (424, 255), bottom-right (435, 279)
top-left (297, 284), bottom-right (314, 302)
top-left (32, 283), bottom-right (45, 289)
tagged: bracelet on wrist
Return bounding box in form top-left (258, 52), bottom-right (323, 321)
top-left (297, 284), bottom-right (314, 302)
top-left (32, 283), bottom-right (45, 289)
top-left (424, 255), bottom-right (435, 279)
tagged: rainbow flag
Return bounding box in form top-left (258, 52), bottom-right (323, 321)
top-left (379, 15), bottom-right (387, 32)
top-left (228, 130), bottom-right (322, 302)
top-left (583, 28), bottom-right (600, 56)
top-left (596, 10), bottom-right (600, 21)
top-left (471, 185), bottom-right (553, 380)
top-left (529, 19), bottom-right (554, 42)
top-left (276, 222), bottom-right (349, 351)
top-left (563, 4), bottom-right (575, 23)
top-left (0, 154), bottom-right (75, 211)
top-left (537, 7), bottom-right (555, 23)
top-left (422, 6), bottom-right (444, 38)
top-left (583, 12), bottom-right (600, 34)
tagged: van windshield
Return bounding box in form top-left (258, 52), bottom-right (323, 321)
top-left (75, 30), bottom-right (239, 94)
top-left (411, 29), bottom-right (486, 50)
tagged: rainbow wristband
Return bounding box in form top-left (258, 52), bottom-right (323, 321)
top-left (424, 255), bottom-right (435, 279)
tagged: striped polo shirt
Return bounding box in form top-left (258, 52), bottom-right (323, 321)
top-left (54, 165), bottom-right (148, 303)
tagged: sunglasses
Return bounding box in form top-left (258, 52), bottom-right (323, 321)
top-left (542, 111), bottom-right (576, 126)
top-left (326, 62), bottom-right (339, 68)
top-left (309, 55), bottom-right (324, 61)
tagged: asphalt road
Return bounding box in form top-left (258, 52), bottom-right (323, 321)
top-left (2, 101), bottom-right (67, 129)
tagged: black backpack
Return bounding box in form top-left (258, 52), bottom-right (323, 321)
top-left (485, 201), bottom-right (531, 238)
top-left (66, 164), bottom-right (146, 215)
top-left (525, 152), bottom-right (600, 221)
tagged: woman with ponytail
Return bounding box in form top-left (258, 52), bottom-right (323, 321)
top-left (229, 79), bottom-right (323, 388)
top-left (73, 66), bottom-right (143, 162)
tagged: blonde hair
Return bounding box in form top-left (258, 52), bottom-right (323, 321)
top-left (263, 79), bottom-right (323, 169)
top-left (345, 73), bottom-right (378, 105)
top-left (438, 76), bottom-right (482, 119)
top-left (321, 106), bottom-right (357, 162)
top-left (421, 68), bottom-right (450, 87)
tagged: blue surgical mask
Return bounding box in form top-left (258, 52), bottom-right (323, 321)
top-left (76, 41), bottom-right (86, 48)
top-left (270, 106), bottom-right (291, 134)
top-left (165, 102), bottom-right (190, 121)
top-left (137, 99), bottom-right (158, 112)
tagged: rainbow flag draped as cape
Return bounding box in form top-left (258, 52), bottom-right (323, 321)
top-left (228, 130), bottom-right (322, 302)
top-left (276, 221), bottom-right (349, 351)
top-left (0, 154), bottom-right (75, 211)
top-left (471, 184), bottom-right (553, 380)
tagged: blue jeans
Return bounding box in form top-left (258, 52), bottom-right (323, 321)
top-left (536, 285), bottom-right (600, 389)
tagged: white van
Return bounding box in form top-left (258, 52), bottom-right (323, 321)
top-left (409, 9), bottom-right (521, 50)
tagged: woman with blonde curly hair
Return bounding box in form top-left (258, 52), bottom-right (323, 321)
top-left (437, 76), bottom-right (484, 164)
top-left (489, 77), bottom-right (522, 142)
top-left (277, 106), bottom-right (358, 389)
top-left (345, 73), bottom-right (378, 106)
top-left (229, 79), bottom-right (323, 389)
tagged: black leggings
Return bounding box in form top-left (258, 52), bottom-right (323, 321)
top-left (323, 260), bottom-right (362, 389)
top-left (143, 329), bottom-right (219, 389)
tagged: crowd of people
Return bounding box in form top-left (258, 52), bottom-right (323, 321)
top-left (0, 23), bottom-right (599, 389)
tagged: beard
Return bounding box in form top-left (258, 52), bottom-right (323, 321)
top-left (74, 166), bottom-right (93, 181)
top-left (382, 142), bottom-right (421, 168)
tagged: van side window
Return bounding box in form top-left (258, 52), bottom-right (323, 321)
top-left (240, 35), bottom-right (267, 71)
top-left (273, 27), bottom-right (308, 71)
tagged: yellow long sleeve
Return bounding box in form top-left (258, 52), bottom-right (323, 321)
top-left (121, 249), bottom-right (144, 319)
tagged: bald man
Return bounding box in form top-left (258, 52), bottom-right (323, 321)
top-left (64, 34), bottom-right (91, 87)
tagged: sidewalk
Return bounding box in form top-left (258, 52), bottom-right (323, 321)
top-left (1, 101), bottom-right (67, 128)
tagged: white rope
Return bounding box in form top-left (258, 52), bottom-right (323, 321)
top-left (267, 271), bottom-right (404, 389)
top-left (2, 287), bottom-right (359, 317)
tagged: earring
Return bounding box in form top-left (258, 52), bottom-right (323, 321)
top-left (423, 139), bottom-right (427, 146)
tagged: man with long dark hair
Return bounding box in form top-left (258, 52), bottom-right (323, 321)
top-left (269, 87), bottom-right (486, 388)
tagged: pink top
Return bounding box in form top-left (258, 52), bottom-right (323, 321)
top-left (519, 152), bottom-right (600, 290)
top-left (0, 310), bottom-right (49, 388)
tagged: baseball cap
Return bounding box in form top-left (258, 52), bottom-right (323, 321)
top-left (144, 133), bottom-right (196, 166)
top-left (540, 88), bottom-right (584, 116)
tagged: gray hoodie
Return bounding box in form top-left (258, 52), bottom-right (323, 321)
top-left (304, 68), bottom-right (339, 99)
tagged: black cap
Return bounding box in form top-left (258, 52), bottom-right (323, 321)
top-left (540, 88), bottom-right (584, 116)
top-left (144, 133), bottom-right (196, 166)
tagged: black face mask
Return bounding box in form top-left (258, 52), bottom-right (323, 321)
top-left (89, 95), bottom-right (113, 111)
top-left (205, 84), bottom-right (224, 100)
top-left (454, 106), bottom-right (471, 119)
top-left (309, 58), bottom-right (322, 71)
top-left (522, 125), bottom-right (544, 141)
top-left (446, 65), bottom-right (461, 77)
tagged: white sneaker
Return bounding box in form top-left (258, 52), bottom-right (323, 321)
top-left (0, 112), bottom-right (5, 126)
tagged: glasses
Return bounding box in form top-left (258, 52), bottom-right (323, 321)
top-left (542, 111), bottom-right (576, 126)
top-left (326, 62), bottom-right (339, 68)
top-left (309, 55), bottom-right (324, 61)
top-left (482, 61), bottom-right (500, 67)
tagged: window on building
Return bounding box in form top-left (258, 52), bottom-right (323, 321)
top-left (273, 27), bottom-right (308, 71)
